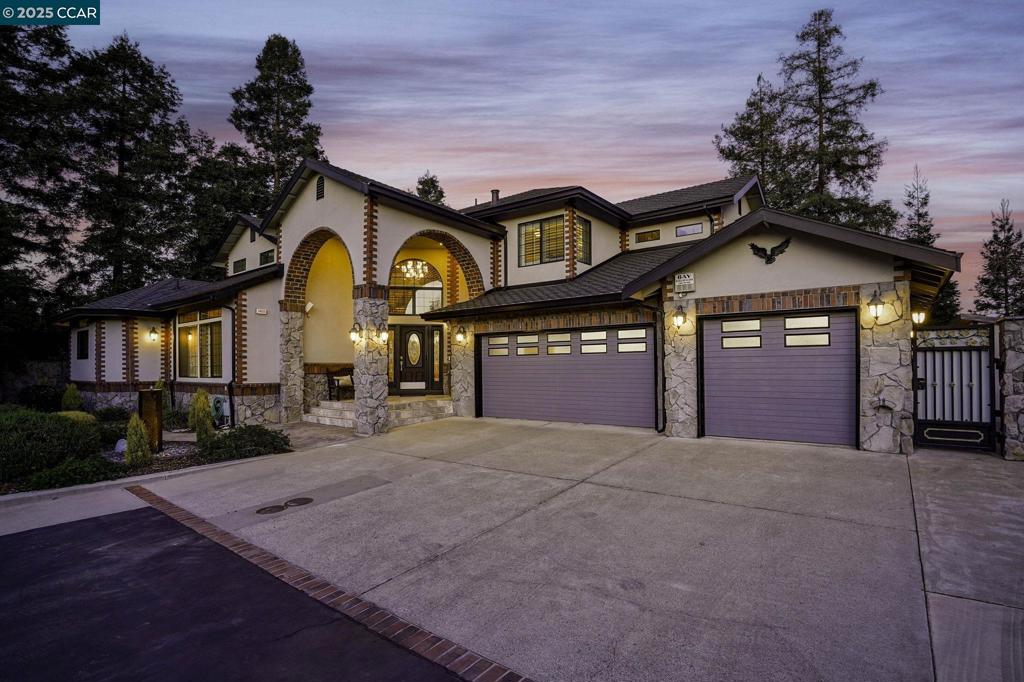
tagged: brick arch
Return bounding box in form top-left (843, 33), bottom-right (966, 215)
top-left (389, 230), bottom-right (485, 299)
top-left (282, 228), bottom-right (355, 307)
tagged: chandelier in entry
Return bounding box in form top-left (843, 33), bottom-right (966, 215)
top-left (397, 259), bottom-right (429, 279)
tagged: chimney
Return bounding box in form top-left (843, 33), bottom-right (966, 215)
top-left (490, 189), bottom-right (500, 204)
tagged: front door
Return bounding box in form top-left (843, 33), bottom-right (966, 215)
top-left (391, 325), bottom-right (444, 393)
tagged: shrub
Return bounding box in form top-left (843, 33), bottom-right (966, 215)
top-left (163, 410), bottom-right (189, 431)
top-left (124, 413), bottom-right (152, 469)
top-left (56, 410), bottom-right (97, 423)
top-left (188, 390), bottom-right (214, 444)
top-left (98, 420), bottom-right (128, 447)
top-left (17, 384), bottom-right (62, 412)
top-left (200, 425), bottom-right (291, 463)
top-left (93, 406), bottom-right (131, 422)
top-left (61, 383), bottom-right (83, 411)
top-left (26, 456), bottom-right (124, 491)
top-left (0, 409), bottom-right (102, 482)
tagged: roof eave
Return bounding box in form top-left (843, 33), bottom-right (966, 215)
top-left (421, 293), bottom-right (624, 320)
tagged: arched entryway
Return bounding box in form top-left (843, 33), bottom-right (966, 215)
top-left (281, 228), bottom-right (355, 420)
top-left (385, 230), bottom-right (484, 395)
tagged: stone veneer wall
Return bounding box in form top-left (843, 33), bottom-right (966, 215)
top-left (916, 326), bottom-right (991, 348)
top-left (279, 307), bottom-right (304, 422)
top-left (663, 298), bottom-right (698, 437)
top-left (999, 318), bottom-right (1024, 460)
top-left (449, 322), bottom-right (475, 417)
top-left (353, 296), bottom-right (389, 435)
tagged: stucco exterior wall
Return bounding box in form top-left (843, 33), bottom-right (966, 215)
top-left (501, 209), bottom-right (569, 285)
top-left (103, 319), bottom-right (124, 383)
top-left (626, 214), bottom-right (711, 250)
top-left (303, 237), bottom-right (354, 365)
top-left (575, 210), bottom-right (621, 275)
top-left (683, 226), bottom-right (895, 299)
top-left (278, 176), bottom-right (366, 280)
top-left (375, 203), bottom-right (492, 289)
top-left (136, 317), bottom-right (163, 381)
top-left (69, 323), bottom-right (96, 382)
top-left (226, 229), bottom-right (277, 276)
top-left (243, 279), bottom-right (282, 384)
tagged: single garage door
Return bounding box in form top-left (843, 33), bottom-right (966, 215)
top-left (480, 326), bottom-right (655, 428)
top-left (702, 311), bottom-right (856, 445)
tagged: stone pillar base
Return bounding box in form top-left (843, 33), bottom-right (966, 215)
top-left (450, 323), bottom-right (475, 417)
top-left (664, 298), bottom-right (698, 438)
top-left (280, 309), bottom-right (304, 423)
top-left (353, 297), bottom-right (389, 436)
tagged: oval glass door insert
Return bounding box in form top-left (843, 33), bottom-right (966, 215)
top-left (407, 332), bottom-right (422, 365)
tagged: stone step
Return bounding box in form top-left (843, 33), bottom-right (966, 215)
top-left (304, 398), bottom-right (455, 432)
top-left (307, 405), bottom-right (358, 419)
top-left (318, 399), bottom-right (357, 410)
top-left (301, 413), bottom-right (356, 428)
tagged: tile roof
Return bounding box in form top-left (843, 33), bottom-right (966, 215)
top-left (615, 176), bottom-right (755, 215)
top-left (460, 187), bottom-right (577, 214)
top-left (422, 243), bottom-right (693, 318)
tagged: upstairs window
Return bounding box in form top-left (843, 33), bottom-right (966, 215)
top-left (76, 329), bottom-right (89, 360)
top-left (232, 258), bottom-right (246, 274)
top-left (315, 175), bottom-right (325, 200)
top-left (675, 223), bottom-right (702, 237)
top-left (518, 216), bottom-right (564, 266)
top-left (575, 216), bottom-right (592, 265)
top-left (636, 229), bottom-right (660, 243)
top-left (259, 249), bottom-right (274, 266)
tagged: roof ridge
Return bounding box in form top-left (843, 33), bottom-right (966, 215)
top-left (616, 175), bottom-right (753, 206)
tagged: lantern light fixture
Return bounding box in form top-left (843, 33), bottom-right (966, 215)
top-left (867, 291), bottom-right (884, 321)
top-left (378, 323), bottom-right (389, 343)
top-left (672, 306), bottom-right (686, 328)
top-left (911, 310), bottom-right (926, 325)
top-left (454, 326), bottom-right (466, 343)
top-left (148, 327), bottom-right (158, 342)
top-left (349, 322), bottom-right (362, 343)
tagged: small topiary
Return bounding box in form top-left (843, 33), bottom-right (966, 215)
top-left (188, 390), bottom-right (214, 444)
top-left (61, 383), bottom-right (83, 411)
top-left (125, 413), bottom-right (152, 469)
top-left (26, 456), bottom-right (124, 491)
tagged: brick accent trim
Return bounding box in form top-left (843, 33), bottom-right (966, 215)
top-left (391, 230), bottom-right (485, 299)
top-left (619, 228), bottom-right (629, 252)
top-left (174, 382), bottom-right (280, 396)
top-left (94, 320), bottom-right (105, 384)
top-left (124, 486), bottom-right (534, 682)
top-left (489, 240), bottom-right (501, 288)
top-left (446, 253), bottom-right (460, 305)
top-left (353, 283), bottom-right (388, 300)
top-left (565, 204), bottom-right (577, 279)
top-left (303, 362), bottom-right (354, 375)
top-left (283, 228), bottom-right (355, 306)
top-left (122, 319), bottom-right (136, 383)
top-left (464, 304), bottom-right (656, 334)
top-left (75, 380), bottom-right (158, 393)
top-left (363, 195), bottom-right (379, 285)
top-left (160, 319), bottom-right (172, 379)
top-left (691, 285), bottom-right (861, 315)
top-left (235, 291), bottom-right (248, 383)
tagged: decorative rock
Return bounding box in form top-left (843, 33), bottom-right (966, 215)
top-left (114, 438), bottom-right (127, 454)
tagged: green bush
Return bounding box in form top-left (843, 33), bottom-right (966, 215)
top-left (188, 390), bottom-right (214, 444)
top-left (0, 409), bottom-right (102, 482)
top-left (200, 425), bottom-right (291, 463)
top-left (26, 456), bottom-right (124, 491)
top-left (163, 410), bottom-right (189, 430)
top-left (56, 410), bottom-right (96, 423)
top-left (124, 413), bottom-right (152, 469)
top-left (61, 383), bottom-right (83, 411)
top-left (97, 420), bottom-right (128, 447)
top-left (93, 406), bottom-right (131, 422)
top-left (17, 385), bottom-right (62, 412)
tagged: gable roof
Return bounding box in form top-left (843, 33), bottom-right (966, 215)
top-left (263, 159), bottom-right (505, 239)
top-left (422, 243), bottom-right (693, 319)
top-left (213, 213), bottom-right (274, 265)
top-left (460, 187), bottom-right (575, 213)
top-left (616, 176), bottom-right (759, 215)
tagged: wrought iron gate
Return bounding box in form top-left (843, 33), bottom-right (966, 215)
top-left (913, 341), bottom-right (996, 450)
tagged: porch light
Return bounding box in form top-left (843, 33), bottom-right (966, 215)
top-left (912, 310), bottom-right (926, 325)
top-left (148, 327), bottom-right (158, 342)
top-left (349, 322), bottom-right (362, 342)
top-left (378, 323), bottom-right (389, 343)
top-left (867, 291), bottom-right (884, 321)
top-left (672, 306), bottom-right (686, 328)
top-left (454, 326), bottom-right (466, 344)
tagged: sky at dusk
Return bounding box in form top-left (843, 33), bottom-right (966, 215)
top-left (69, 0), bottom-right (1024, 307)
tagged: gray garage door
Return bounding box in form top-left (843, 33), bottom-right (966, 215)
top-left (702, 311), bottom-right (856, 446)
top-left (480, 327), bottom-right (656, 428)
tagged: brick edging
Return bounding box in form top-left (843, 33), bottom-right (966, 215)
top-left (124, 485), bottom-right (533, 682)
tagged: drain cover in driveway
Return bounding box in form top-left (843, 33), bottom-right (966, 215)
top-left (256, 505), bottom-right (286, 515)
top-left (285, 497), bottom-right (313, 507)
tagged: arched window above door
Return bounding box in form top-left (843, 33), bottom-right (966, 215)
top-left (388, 259), bottom-right (443, 315)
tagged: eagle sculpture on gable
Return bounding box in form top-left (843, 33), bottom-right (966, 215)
top-left (749, 237), bottom-right (791, 264)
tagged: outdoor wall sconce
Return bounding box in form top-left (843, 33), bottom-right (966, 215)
top-left (148, 327), bottom-right (158, 342)
top-left (349, 322), bottom-right (362, 343)
top-left (454, 326), bottom-right (466, 344)
top-left (867, 291), bottom-right (884, 321)
top-left (912, 310), bottom-right (926, 325)
top-left (672, 306), bottom-right (686, 328)
top-left (186, 330), bottom-right (193, 342)
top-left (378, 324), bottom-right (389, 343)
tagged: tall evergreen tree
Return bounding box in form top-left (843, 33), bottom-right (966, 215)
top-left (974, 200), bottom-right (1024, 316)
top-left (0, 26), bottom-right (77, 368)
top-left (414, 170), bottom-right (447, 206)
top-left (64, 34), bottom-right (192, 297)
top-left (715, 9), bottom-right (897, 233)
top-left (898, 166), bottom-right (959, 323)
top-left (229, 34), bottom-right (323, 197)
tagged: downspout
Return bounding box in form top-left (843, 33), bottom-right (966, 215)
top-left (224, 303), bottom-right (237, 428)
top-left (634, 299), bottom-right (667, 433)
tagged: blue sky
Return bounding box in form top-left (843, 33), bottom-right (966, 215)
top-left (70, 0), bottom-right (1024, 305)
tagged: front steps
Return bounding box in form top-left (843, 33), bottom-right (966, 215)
top-left (302, 396), bottom-right (454, 431)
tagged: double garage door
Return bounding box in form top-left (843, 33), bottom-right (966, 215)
top-left (479, 326), bottom-right (655, 428)
top-left (702, 311), bottom-right (857, 446)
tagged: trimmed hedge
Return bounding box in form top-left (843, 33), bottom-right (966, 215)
top-left (93, 407), bottom-right (131, 422)
top-left (26, 456), bottom-right (124, 491)
top-left (0, 408), bottom-right (102, 482)
top-left (200, 425), bottom-right (291, 463)
top-left (56, 410), bottom-right (96, 423)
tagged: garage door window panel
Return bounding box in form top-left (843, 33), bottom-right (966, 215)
top-left (618, 342), bottom-right (647, 353)
top-left (721, 319), bottom-right (761, 333)
top-left (785, 333), bottom-right (831, 347)
top-left (721, 336), bottom-right (761, 349)
top-left (785, 315), bottom-right (830, 330)
top-left (581, 344), bottom-right (607, 353)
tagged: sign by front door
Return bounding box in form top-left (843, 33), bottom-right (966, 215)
top-left (674, 272), bottom-right (695, 294)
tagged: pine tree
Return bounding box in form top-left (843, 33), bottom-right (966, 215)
top-left (414, 170), bottom-right (447, 206)
top-left (65, 34), bottom-right (192, 297)
top-left (974, 200), bottom-right (1024, 316)
top-left (931, 281), bottom-right (961, 325)
top-left (0, 26), bottom-right (77, 369)
top-left (229, 34), bottom-right (323, 196)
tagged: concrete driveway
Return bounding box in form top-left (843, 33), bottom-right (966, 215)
top-left (7, 418), bottom-right (1022, 681)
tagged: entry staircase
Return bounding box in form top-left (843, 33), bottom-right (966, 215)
top-left (302, 395), bottom-right (454, 430)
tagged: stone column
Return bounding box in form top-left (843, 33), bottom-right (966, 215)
top-left (859, 281), bottom-right (914, 454)
top-left (353, 296), bottom-right (389, 436)
top-left (449, 322), bottom-right (475, 417)
top-left (279, 307), bottom-right (304, 423)
top-left (999, 318), bottom-right (1024, 460)
top-left (664, 298), bottom-right (698, 438)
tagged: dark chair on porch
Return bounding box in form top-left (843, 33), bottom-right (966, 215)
top-left (328, 366), bottom-right (355, 401)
